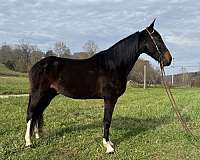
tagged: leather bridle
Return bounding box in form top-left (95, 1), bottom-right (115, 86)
top-left (145, 28), bottom-right (164, 69)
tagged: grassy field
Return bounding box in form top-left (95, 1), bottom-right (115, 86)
top-left (0, 64), bottom-right (29, 94)
top-left (0, 64), bottom-right (27, 77)
top-left (0, 76), bottom-right (29, 94)
top-left (1, 87), bottom-right (200, 160)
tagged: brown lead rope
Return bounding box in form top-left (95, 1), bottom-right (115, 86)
top-left (160, 64), bottom-right (199, 143)
top-left (160, 65), bottom-right (190, 132)
top-left (145, 28), bottom-right (198, 143)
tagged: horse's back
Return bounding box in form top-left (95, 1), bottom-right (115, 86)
top-left (29, 56), bottom-right (100, 97)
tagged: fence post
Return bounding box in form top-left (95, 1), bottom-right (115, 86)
top-left (144, 64), bottom-right (146, 89)
top-left (171, 58), bottom-right (174, 86)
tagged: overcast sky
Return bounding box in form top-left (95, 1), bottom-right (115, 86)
top-left (0, 0), bottom-right (200, 74)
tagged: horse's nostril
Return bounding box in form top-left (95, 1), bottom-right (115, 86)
top-left (167, 60), bottom-right (171, 66)
top-left (164, 58), bottom-right (172, 66)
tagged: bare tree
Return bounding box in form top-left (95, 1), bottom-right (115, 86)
top-left (18, 40), bottom-right (36, 72)
top-left (45, 50), bottom-right (56, 57)
top-left (82, 40), bottom-right (98, 57)
top-left (0, 43), bottom-right (13, 64)
top-left (128, 59), bottom-right (161, 85)
top-left (54, 41), bottom-right (71, 58)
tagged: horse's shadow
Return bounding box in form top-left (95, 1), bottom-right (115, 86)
top-left (46, 114), bottom-right (181, 145)
top-left (111, 116), bottom-right (171, 144)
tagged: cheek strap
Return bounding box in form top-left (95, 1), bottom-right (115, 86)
top-left (145, 28), bottom-right (163, 68)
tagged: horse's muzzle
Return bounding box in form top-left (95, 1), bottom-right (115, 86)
top-left (162, 51), bottom-right (172, 66)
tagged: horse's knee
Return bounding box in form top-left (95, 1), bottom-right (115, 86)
top-left (104, 121), bottom-right (111, 129)
top-left (26, 111), bottom-right (33, 122)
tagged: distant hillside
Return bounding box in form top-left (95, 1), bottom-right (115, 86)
top-left (0, 64), bottom-right (27, 77)
top-left (166, 71), bottom-right (200, 87)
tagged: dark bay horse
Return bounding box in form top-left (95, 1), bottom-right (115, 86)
top-left (25, 20), bottom-right (172, 153)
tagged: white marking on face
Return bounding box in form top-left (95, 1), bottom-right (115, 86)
top-left (103, 138), bottom-right (114, 153)
top-left (25, 119), bottom-right (32, 146)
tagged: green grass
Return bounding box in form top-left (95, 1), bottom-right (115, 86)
top-left (0, 64), bottom-right (29, 94)
top-left (1, 87), bottom-right (200, 160)
top-left (0, 76), bottom-right (29, 94)
top-left (0, 64), bottom-right (27, 77)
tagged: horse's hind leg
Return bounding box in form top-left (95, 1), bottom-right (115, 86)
top-left (25, 95), bottom-right (35, 147)
top-left (25, 88), bottom-right (57, 147)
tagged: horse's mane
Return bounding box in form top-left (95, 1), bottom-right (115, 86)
top-left (95, 32), bottom-right (140, 73)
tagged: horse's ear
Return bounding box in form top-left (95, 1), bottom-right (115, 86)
top-left (147, 18), bottom-right (156, 32)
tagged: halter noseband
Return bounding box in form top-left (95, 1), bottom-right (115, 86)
top-left (145, 28), bottom-right (164, 68)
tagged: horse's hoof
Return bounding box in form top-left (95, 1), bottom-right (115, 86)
top-left (103, 138), bottom-right (115, 154)
top-left (108, 151), bottom-right (114, 154)
top-left (25, 142), bottom-right (32, 148)
top-left (106, 146), bottom-right (114, 154)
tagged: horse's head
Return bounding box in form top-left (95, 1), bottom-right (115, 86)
top-left (141, 19), bottom-right (172, 67)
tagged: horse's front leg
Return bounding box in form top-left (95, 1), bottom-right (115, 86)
top-left (103, 98), bottom-right (117, 153)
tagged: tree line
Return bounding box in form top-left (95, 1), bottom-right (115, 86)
top-left (0, 40), bottom-right (95, 72)
top-left (0, 40), bottom-right (161, 84)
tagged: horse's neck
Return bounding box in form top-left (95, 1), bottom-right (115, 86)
top-left (108, 32), bottom-right (140, 75)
